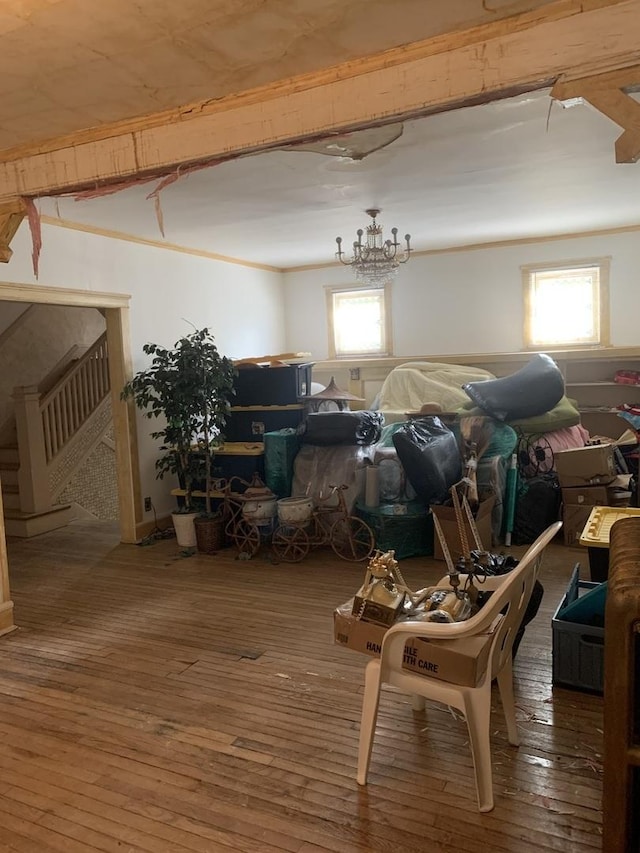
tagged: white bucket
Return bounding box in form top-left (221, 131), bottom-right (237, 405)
top-left (172, 511), bottom-right (198, 548)
top-left (277, 497), bottom-right (313, 526)
top-left (242, 496), bottom-right (277, 525)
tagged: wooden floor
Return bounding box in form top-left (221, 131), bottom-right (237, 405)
top-left (0, 522), bottom-right (603, 853)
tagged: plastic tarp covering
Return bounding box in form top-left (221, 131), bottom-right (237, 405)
top-left (392, 417), bottom-right (462, 505)
top-left (376, 362), bottom-right (496, 416)
top-left (478, 454), bottom-right (507, 540)
top-left (463, 353), bottom-right (565, 422)
top-left (301, 410), bottom-right (383, 446)
top-left (373, 445), bottom-right (417, 502)
top-left (291, 444), bottom-right (374, 511)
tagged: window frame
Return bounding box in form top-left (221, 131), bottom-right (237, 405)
top-left (325, 283), bottom-right (393, 359)
top-left (521, 257), bottom-right (611, 350)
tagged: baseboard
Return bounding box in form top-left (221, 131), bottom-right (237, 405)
top-left (135, 514), bottom-right (173, 542)
top-left (0, 601), bottom-right (15, 637)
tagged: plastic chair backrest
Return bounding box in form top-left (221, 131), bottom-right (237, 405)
top-left (478, 521), bottom-right (561, 680)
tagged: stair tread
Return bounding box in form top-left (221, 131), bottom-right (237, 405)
top-left (4, 504), bottom-right (71, 520)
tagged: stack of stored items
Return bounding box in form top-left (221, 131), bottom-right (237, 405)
top-left (460, 354), bottom-right (567, 545)
top-left (223, 359), bottom-right (313, 486)
top-left (555, 443), bottom-right (634, 547)
top-left (333, 549), bottom-right (491, 684)
top-left (292, 410), bottom-right (384, 511)
top-left (514, 433), bottom-right (635, 547)
top-left (228, 360), bottom-right (313, 437)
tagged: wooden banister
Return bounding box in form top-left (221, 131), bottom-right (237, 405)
top-left (39, 332), bottom-right (109, 464)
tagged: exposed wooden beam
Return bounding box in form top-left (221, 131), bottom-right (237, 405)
top-left (552, 64), bottom-right (640, 162)
top-left (0, 199), bottom-right (26, 262)
top-left (0, 0), bottom-right (639, 203)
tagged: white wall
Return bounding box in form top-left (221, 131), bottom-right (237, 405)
top-left (0, 302), bottom-right (29, 337)
top-left (283, 230), bottom-right (640, 359)
top-left (0, 304), bottom-right (105, 432)
top-left (1, 221), bottom-right (286, 517)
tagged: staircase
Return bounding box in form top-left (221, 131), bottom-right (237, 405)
top-left (0, 332), bottom-right (111, 537)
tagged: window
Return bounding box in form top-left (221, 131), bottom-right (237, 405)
top-left (522, 258), bottom-right (610, 349)
top-left (326, 285), bottom-right (392, 358)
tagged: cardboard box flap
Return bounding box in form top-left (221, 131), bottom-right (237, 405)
top-left (430, 494), bottom-right (495, 561)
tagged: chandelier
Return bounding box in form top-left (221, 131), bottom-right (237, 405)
top-left (335, 208), bottom-right (412, 287)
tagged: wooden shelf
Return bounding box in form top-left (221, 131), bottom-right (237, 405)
top-left (171, 488), bottom-right (226, 499)
top-left (567, 381), bottom-right (622, 387)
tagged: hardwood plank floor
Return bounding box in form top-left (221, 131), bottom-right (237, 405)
top-left (1, 521), bottom-right (603, 852)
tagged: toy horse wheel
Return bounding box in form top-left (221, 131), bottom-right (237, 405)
top-left (231, 518), bottom-right (260, 557)
top-left (272, 525), bottom-right (310, 563)
top-left (330, 517), bottom-right (375, 562)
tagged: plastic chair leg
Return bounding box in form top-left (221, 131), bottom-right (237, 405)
top-left (463, 687), bottom-right (494, 812)
top-left (497, 657), bottom-right (520, 747)
top-left (357, 661), bottom-right (383, 786)
top-left (411, 695), bottom-right (426, 712)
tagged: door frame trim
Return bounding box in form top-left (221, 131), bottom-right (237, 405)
top-left (0, 282), bottom-right (139, 545)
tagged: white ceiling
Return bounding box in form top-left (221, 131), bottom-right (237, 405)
top-left (40, 88), bottom-right (640, 268)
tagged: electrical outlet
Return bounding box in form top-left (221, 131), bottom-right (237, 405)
top-left (144, 497), bottom-right (152, 512)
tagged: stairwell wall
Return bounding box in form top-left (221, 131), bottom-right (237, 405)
top-left (2, 220), bottom-right (287, 518)
top-left (0, 304), bottom-right (105, 439)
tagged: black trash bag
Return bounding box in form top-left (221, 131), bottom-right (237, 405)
top-left (392, 417), bottom-right (462, 505)
top-left (301, 410), bottom-right (384, 446)
top-left (476, 571), bottom-right (544, 659)
top-left (463, 353), bottom-right (565, 422)
top-left (512, 474), bottom-right (561, 545)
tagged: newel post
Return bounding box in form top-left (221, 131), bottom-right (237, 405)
top-left (12, 385), bottom-right (51, 514)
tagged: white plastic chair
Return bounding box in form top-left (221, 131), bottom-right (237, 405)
top-left (356, 521), bottom-right (562, 812)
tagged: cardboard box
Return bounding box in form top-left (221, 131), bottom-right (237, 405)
top-left (562, 504), bottom-right (594, 547)
top-left (430, 495), bottom-right (495, 561)
top-left (352, 593), bottom-right (405, 627)
top-left (333, 604), bottom-right (497, 688)
top-left (554, 444), bottom-right (616, 488)
top-left (561, 485), bottom-right (609, 507)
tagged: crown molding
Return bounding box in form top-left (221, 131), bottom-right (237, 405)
top-left (39, 216), bottom-right (283, 273)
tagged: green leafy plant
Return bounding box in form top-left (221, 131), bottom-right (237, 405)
top-left (122, 328), bottom-right (236, 514)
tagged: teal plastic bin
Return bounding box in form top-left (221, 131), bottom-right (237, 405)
top-left (264, 429), bottom-right (302, 498)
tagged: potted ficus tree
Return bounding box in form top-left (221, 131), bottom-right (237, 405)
top-left (122, 328), bottom-right (235, 550)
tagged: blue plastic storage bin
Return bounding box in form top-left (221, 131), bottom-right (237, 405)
top-left (552, 564), bottom-right (604, 693)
